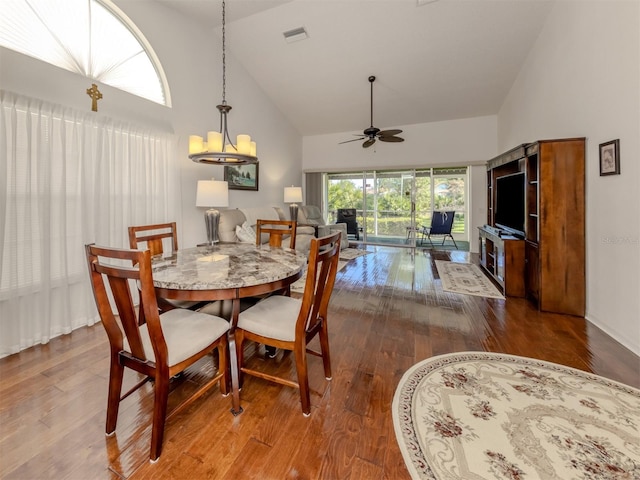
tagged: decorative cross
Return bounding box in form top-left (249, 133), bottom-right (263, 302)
top-left (86, 83), bottom-right (102, 112)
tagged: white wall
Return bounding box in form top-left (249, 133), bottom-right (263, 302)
top-left (498, 1), bottom-right (640, 355)
top-left (0, 0), bottom-right (303, 248)
top-left (302, 116), bottom-right (497, 252)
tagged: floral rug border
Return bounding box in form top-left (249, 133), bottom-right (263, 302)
top-left (392, 351), bottom-right (640, 479)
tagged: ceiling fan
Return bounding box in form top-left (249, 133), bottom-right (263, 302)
top-left (340, 75), bottom-right (404, 148)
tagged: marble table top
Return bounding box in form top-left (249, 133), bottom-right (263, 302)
top-left (151, 243), bottom-right (306, 291)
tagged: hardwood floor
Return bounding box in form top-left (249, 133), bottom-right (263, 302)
top-left (1, 246), bottom-right (638, 479)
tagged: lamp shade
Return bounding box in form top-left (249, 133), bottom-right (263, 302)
top-left (196, 180), bottom-right (229, 207)
top-left (284, 186), bottom-right (303, 204)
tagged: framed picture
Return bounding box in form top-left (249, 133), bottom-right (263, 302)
top-left (224, 164), bottom-right (259, 191)
top-left (599, 139), bottom-right (620, 176)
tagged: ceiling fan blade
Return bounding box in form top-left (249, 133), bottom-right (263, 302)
top-left (378, 129), bottom-right (403, 137)
top-left (363, 138), bottom-right (376, 148)
top-left (339, 137), bottom-right (366, 144)
top-left (378, 136), bottom-right (404, 143)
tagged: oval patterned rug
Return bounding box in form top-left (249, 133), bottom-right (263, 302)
top-left (392, 352), bottom-right (640, 479)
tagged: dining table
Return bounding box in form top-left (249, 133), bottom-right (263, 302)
top-left (150, 242), bottom-right (307, 415)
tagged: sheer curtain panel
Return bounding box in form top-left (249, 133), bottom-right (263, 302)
top-left (0, 91), bottom-right (180, 357)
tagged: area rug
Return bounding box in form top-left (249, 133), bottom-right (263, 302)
top-left (392, 352), bottom-right (640, 480)
top-left (339, 247), bottom-right (371, 261)
top-left (435, 260), bottom-right (504, 299)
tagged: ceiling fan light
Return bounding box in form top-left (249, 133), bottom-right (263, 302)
top-left (283, 27), bottom-right (308, 43)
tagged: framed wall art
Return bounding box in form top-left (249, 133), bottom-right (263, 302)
top-left (224, 164), bottom-right (259, 191)
top-left (599, 139), bottom-right (620, 176)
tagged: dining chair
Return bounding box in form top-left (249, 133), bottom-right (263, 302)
top-left (253, 219), bottom-right (300, 356)
top-left (85, 244), bottom-right (232, 461)
top-left (128, 222), bottom-right (178, 257)
top-left (128, 222), bottom-right (209, 312)
top-left (255, 219), bottom-right (297, 249)
top-left (235, 231), bottom-right (342, 415)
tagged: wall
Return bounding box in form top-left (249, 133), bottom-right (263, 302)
top-left (302, 116), bottom-right (497, 252)
top-left (498, 1), bottom-right (640, 354)
top-left (0, 0), bottom-right (303, 248)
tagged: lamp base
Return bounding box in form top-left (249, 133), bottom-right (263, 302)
top-left (204, 208), bottom-right (221, 245)
top-left (289, 203), bottom-right (299, 222)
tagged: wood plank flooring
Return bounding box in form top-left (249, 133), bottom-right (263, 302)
top-left (1, 246), bottom-right (638, 479)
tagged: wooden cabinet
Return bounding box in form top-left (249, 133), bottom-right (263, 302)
top-left (485, 138), bottom-right (585, 315)
top-left (523, 139), bottom-right (585, 316)
top-left (478, 226), bottom-right (525, 297)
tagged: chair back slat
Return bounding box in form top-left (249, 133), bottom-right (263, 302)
top-left (85, 244), bottom-right (165, 363)
top-left (107, 275), bottom-right (147, 360)
top-left (297, 231), bottom-right (341, 338)
top-left (128, 222), bottom-right (178, 257)
top-left (255, 219), bottom-right (297, 249)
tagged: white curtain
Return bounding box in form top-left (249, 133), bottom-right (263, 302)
top-left (0, 90), bottom-right (181, 357)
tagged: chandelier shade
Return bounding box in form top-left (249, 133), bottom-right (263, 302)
top-left (189, 0), bottom-right (257, 165)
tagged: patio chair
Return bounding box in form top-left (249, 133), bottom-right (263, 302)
top-left (420, 211), bottom-right (457, 248)
top-left (336, 208), bottom-right (359, 240)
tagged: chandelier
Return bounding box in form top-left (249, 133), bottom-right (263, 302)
top-left (188, 0), bottom-right (257, 165)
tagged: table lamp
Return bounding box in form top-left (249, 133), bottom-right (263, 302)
top-left (196, 179), bottom-right (229, 245)
top-left (284, 186), bottom-right (303, 222)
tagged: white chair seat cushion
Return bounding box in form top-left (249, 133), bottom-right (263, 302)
top-left (126, 309), bottom-right (229, 367)
top-left (237, 295), bottom-right (302, 342)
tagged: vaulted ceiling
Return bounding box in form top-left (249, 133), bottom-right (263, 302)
top-left (153, 0), bottom-right (554, 136)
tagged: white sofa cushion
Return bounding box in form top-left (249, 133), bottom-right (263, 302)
top-left (235, 221), bottom-right (255, 243)
top-left (240, 207), bottom-right (281, 244)
top-left (240, 206), bottom-right (280, 229)
top-left (218, 208), bottom-right (247, 243)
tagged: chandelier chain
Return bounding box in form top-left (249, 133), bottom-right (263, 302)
top-left (221, 0), bottom-right (227, 104)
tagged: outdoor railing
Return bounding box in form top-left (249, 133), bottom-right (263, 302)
top-left (328, 209), bottom-right (465, 237)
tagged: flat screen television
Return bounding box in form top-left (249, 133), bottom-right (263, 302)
top-left (494, 172), bottom-right (525, 237)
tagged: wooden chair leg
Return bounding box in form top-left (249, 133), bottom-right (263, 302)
top-left (150, 374), bottom-right (170, 462)
top-left (106, 354), bottom-right (124, 435)
top-left (318, 324), bottom-right (332, 380)
top-left (295, 345), bottom-right (311, 416)
top-left (235, 330), bottom-right (245, 388)
top-left (217, 340), bottom-right (229, 396)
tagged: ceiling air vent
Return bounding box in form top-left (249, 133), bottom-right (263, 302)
top-left (283, 27), bottom-right (309, 43)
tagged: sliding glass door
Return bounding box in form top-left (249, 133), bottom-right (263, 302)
top-left (325, 167), bottom-right (467, 248)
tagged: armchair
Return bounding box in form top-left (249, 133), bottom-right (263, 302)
top-left (298, 205), bottom-right (349, 250)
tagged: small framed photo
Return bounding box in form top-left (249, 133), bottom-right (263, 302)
top-left (224, 164), bottom-right (259, 191)
top-left (599, 139), bottom-right (620, 176)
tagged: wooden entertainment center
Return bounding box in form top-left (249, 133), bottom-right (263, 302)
top-left (479, 138), bottom-right (585, 316)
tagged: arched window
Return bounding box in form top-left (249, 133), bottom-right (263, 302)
top-left (0, 0), bottom-right (171, 106)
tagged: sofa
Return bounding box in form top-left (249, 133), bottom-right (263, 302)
top-left (297, 205), bottom-right (349, 250)
top-left (218, 206), bottom-right (316, 253)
